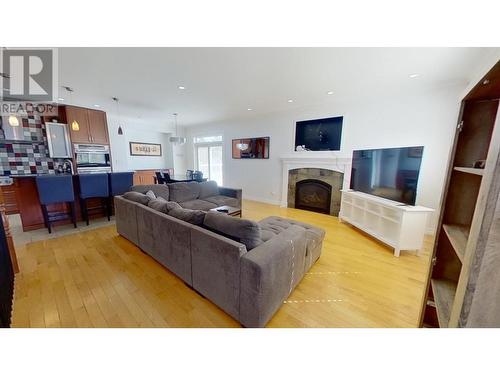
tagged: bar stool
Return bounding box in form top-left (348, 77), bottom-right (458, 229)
top-left (78, 174), bottom-right (110, 225)
top-left (36, 175), bottom-right (77, 234)
top-left (108, 172), bottom-right (134, 214)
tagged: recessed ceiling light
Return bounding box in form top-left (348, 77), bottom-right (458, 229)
top-left (178, 86), bottom-right (186, 90)
top-left (58, 98), bottom-right (64, 101)
top-left (287, 99), bottom-right (294, 103)
top-left (327, 91), bottom-right (334, 95)
top-left (409, 74), bottom-right (420, 78)
top-left (247, 108), bottom-right (253, 111)
top-left (94, 104), bottom-right (100, 108)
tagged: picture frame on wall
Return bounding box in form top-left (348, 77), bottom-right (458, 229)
top-left (129, 142), bottom-right (162, 156)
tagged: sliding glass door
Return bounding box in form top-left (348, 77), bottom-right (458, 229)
top-left (209, 145), bottom-right (223, 185)
top-left (195, 136), bottom-right (223, 185)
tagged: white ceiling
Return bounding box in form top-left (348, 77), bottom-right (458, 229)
top-left (57, 47), bottom-right (497, 132)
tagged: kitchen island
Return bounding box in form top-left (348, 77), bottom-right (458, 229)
top-left (3, 174), bottom-right (111, 232)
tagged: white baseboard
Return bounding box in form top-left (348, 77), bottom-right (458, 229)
top-left (242, 195), bottom-right (282, 206)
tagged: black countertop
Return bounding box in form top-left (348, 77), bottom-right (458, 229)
top-left (2, 173), bottom-right (73, 178)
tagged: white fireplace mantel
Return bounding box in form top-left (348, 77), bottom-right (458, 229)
top-left (280, 152), bottom-right (352, 207)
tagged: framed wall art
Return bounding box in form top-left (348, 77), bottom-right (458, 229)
top-left (129, 142), bottom-right (162, 156)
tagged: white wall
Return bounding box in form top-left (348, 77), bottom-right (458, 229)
top-left (185, 85), bottom-right (465, 231)
top-left (172, 126), bottom-right (187, 175)
top-left (107, 121), bottom-right (174, 172)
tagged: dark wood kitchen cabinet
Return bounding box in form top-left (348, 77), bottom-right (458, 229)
top-left (65, 105), bottom-right (91, 143)
top-left (87, 109), bottom-right (109, 144)
top-left (65, 105), bottom-right (109, 145)
top-left (0, 184), bottom-right (19, 214)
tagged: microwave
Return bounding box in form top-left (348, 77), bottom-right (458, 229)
top-left (74, 143), bottom-right (111, 173)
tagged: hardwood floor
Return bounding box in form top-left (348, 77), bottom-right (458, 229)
top-left (10, 199), bottom-right (433, 328)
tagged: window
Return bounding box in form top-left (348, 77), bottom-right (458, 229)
top-left (194, 135), bottom-right (223, 186)
top-left (194, 135), bottom-right (223, 144)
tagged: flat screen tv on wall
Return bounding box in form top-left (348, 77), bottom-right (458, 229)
top-left (232, 137), bottom-right (270, 159)
top-left (350, 146), bottom-right (424, 205)
top-left (295, 116), bottom-right (343, 151)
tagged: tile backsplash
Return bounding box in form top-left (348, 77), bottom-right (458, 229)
top-left (0, 114), bottom-right (64, 176)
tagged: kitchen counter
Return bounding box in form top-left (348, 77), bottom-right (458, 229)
top-left (15, 174), bottom-right (72, 177)
top-left (0, 174), bottom-right (74, 188)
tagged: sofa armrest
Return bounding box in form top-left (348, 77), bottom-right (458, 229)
top-left (239, 225), bottom-right (307, 327)
top-left (190, 225), bottom-right (247, 320)
top-left (219, 186), bottom-right (242, 200)
top-left (114, 195), bottom-right (140, 246)
top-left (219, 186), bottom-right (242, 208)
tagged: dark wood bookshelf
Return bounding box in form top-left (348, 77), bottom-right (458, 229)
top-left (420, 60), bottom-right (500, 328)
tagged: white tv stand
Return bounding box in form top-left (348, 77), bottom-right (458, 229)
top-left (339, 190), bottom-right (434, 257)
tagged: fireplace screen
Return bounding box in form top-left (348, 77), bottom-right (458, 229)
top-left (295, 179), bottom-right (332, 214)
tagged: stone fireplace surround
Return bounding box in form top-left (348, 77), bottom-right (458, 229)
top-left (280, 152), bottom-right (351, 216)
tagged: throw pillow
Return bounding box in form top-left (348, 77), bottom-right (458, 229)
top-left (168, 207), bottom-right (206, 225)
top-left (203, 211), bottom-right (263, 250)
top-left (145, 190), bottom-right (156, 199)
top-left (130, 184), bottom-right (170, 201)
top-left (165, 200), bottom-right (182, 212)
top-left (148, 197), bottom-right (169, 213)
top-left (123, 191), bottom-right (151, 205)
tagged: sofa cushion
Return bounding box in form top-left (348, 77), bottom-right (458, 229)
top-left (259, 219), bottom-right (290, 242)
top-left (147, 197), bottom-right (169, 213)
top-left (123, 191), bottom-right (151, 205)
top-left (203, 211), bottom-right (263, 250)
top-left (202, 195), bottom-right (240, 208)
top-left (168, 207), bottom-right (206, 225)
top-left (169, 182), bottom-right (201, 203)
top-left (259, 216), bottom-right (325, 269)
top-left (148, 198), bottom-right (183, 213)
top-left (259, 216), bottom-right (324, 239)
top-left (179, 199), bottom-right (218, 211)
top-left (131, 184), bottom-right (170, 201)
top-left (260, 229), bottom-right (277, 242)
top-left (198, 180), bottom-right (219, 198)
top-left (165, 200), bottom-right (182, 211)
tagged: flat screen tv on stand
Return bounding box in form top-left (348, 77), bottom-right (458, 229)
top-left (350, 146), bottom-right (424, 206)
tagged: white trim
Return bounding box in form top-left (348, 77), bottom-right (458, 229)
top-left (280, 152), bottom-right (351, 207)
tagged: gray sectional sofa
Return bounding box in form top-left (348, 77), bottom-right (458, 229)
top-left (114, 181), bottom-right (325, 327)
top-left (131, 180), bottom-right (242, 211)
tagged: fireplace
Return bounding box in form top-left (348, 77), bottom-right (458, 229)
top-left (295, 179), bottom-right (332, 214)
top-left (287, 168), bottom-right (344, 216)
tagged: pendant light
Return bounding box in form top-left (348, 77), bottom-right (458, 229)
top-left (63, 86), bottom-right (80, 131)
top-left (169, 113), bottom-right (186, 145)
top-left (8, 115), bottom-right (19, 127)
top-left (112, 97), bottom-right (124, 135)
